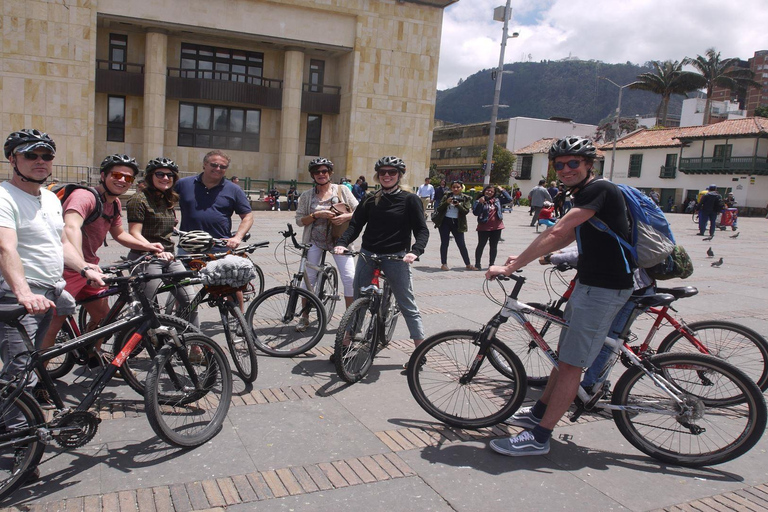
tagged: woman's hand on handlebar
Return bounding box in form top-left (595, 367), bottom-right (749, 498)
top-left (156, 251), bottom-right (175, 261)
top-left (333, 245), bottom-right (347, 255)
top-left (403, 252), bottom-right (418, 264)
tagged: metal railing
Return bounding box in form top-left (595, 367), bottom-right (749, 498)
top-left (679, 156), bottom-right (768, 174)
top-left (167, 68), bottom-right (283, 88)
top-left (659, 165), bottom-right (676, 179)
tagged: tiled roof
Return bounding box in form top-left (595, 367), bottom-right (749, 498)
top-left (515, 138), bottom-right (607, 159)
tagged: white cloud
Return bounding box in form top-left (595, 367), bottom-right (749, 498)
top-left (437, 0), bottom-right (768, 90)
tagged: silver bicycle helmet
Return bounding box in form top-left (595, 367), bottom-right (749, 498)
top-left (100, 154), bottom-right (140, 175)
top-left (4, 129), bottom-right (56, 159)
top-left (145, 157), bottom-right (179, 175)
top-left (374, 156), bottom-right (406, 174)
top-left (548, 136), bottom-right (597, 160)
top-left (179, 230), bottom-right (215, 253)
top-left (308, 157), bottom-right (334, 173)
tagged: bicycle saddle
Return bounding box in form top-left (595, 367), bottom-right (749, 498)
top-left (654, 286), bottom-right (698, 299)
top-left (632, 293), bottom-right (676, 308)
top-left (0, 305), bottom-right (27, 323)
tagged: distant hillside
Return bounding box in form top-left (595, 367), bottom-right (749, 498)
top-left (435, 60), bottom-right (687, 126)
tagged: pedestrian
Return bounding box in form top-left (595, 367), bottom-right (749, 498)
top-left (472, 185), bottom-right (512, 270)
top-left (269, 187), bottom-right (281, 211)
top-left (537, 201), bottom-right (556, 228)
top-left (553, 184), bottom-right (566, 218)
top-left (434, 178), bottom-right (447, 206)
top-left (513, 184), bottom-right (522, 206)
top-left (432, 180), bottom-right (476, 271)
top-left (649, 190), bottom-right (660, 206)
top-left (286, 185), bottom-right (299, 211)
top-left (416, 177), bottom-right (435, 218)
top-left (697, 184), bottom-right (723, 236)
top-left (529, 179), bottom-right (551, 227)
top-left (352, 177), bottom-right (366, 201)
top-left (231, 175), bottom-right (240, 185)
top-left (666, 196), bottom-right (674, 213)
top-left (547, 180), bottom-right (559, 201)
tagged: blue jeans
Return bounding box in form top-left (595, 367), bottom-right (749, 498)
top-left (698, 211), bottom-right (717, 235)
top-left (353, 249), bottom-right (424, 340)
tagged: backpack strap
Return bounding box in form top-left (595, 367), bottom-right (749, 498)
top-left (587, 217), bottom-right (634, 272)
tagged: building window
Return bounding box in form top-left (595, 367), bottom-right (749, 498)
top-left (109, 34), bottom-right (127, 71)
top-left (713, 144), bottom-right (732, 163)
top-left (180, 44), bottom-right (263, 85)
top-left (628, 154), bottom-right (642, 178)
top-left (305, 115), bottom-right (322, 156)
top-left (107, 96), bottom-right (125, 142)
top-left (178, 102), bottom-right (260, 151)
top-left (519, 156), bottom-right (532, 180)
top-left (309, 60), bottom-right (325, 92)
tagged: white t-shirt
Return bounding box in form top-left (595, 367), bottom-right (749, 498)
top-left (0, 182), bottom-right (64, 289)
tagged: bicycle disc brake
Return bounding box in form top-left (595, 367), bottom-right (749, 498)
top-left (52, 411), bottom-right (101, 448)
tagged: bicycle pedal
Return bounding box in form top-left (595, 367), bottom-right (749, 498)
top-left (36, 428), bottom-right (53, 445)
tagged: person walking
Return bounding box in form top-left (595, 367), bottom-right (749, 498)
top-left (433, 178), bottom-right (447, 206)
top-left (529, 179), bottom-right (551, 227)
top-left (416, 177), bottom-right (435, 218)
top-left (472, 185), bottom-right (512, 270)
top-left (432, 180), bottom-right (476, 271)
top-left (697, 184), bottom-right (723, 236)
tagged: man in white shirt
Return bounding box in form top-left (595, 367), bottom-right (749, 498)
top-left (416, 177), bottom-right (435, 218)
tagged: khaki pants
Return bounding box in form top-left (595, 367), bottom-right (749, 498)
top-left (419, 197), bottom-right (430, 218)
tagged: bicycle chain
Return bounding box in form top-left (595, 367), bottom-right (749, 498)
top-left (52, 411), bottom-right (101, 448)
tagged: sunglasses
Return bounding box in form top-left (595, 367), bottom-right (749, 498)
top-left (377, 169), bottom-right (400, 177)
top-left (153, 171), bottom-right (175, 179)
top-left (109, 171), bottom-right (136, 183)
top-left (311, 169), bottom-right (330, 175)
top-left (451, 180), bottom-right (463, 185)
top-left (208, 163), bottom-right (229, 170)
top-left (553, 159), bottom-right (582, 171)
top-left (22, 152), bottom-right (55, 162)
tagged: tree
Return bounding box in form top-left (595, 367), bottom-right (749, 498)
top-left (480, 143), bottom-right (516, 185)
top-left (628, 60), bottom-right (705, 127)
top-left (684, 48), bottom-right (761, 125)
top-left (755, 105), bottom-right (768, 118)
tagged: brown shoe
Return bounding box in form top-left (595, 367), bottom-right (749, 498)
top-left (440, 264), bottom-right (449, 271)
top-left (465, 265), bottom-right (477, 271)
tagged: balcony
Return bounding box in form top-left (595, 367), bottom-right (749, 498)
top-left (679, 156), bottom-right (768, 175)
top-left (659, 165), bottom-right (676, 179)
top-left (166, 69), bottom-right (283, 109)
top-left (95, 60), bottom-right (144, 96)
top-left (301, 84), bottom-right (341, 115)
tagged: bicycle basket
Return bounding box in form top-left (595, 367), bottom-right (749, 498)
top-left (199, 255), bottom-right (256, 289)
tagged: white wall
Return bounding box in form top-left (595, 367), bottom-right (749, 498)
top-left (506, 118), bottom-right (596, 152)
top-left (680, 98), bottom-right (746, 127)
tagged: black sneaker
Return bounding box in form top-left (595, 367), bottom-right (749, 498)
top-left (33, 385), bottom-right (55, 410)
top-left (402, 356), bottom-right (427, 371)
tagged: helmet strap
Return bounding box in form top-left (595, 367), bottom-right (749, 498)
top-left (99, 178), bottom-right (122, 197)
top-left (12, 165), bottom-right (50, 185)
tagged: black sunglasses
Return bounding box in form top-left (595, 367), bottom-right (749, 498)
top-left (377, 169), bottom-right (400, 177)
top-left (22, 152), bottom-right (55, 162)
top-left (311, 168), bottom-right (331, 175)
top-left (153, 171), bottom-right (175, 179)
top-left (553, 159), bottom-right (582, 171)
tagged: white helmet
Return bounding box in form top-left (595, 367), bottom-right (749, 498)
top-left (179, 230), bottom-right (214, 253)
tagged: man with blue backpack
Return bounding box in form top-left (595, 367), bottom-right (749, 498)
top-left (486, 136), bottom-right (635, 457)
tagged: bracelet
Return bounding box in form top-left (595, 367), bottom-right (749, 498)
top-left (80, 266), bottom-right (93, 277)
top-left (310, 212), bottom-right (316, 220)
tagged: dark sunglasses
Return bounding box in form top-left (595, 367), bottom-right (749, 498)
top-left (311, 168), bottom-right (331, 175)
top-left (109, 170), bottom-right (136, 183)
top-left (22, 152), bottom-right (55, 162)
top-left (377, 169), bottom-right (400, 177)
top-left (553, 159), bottom-right (582, 171)
top-left (208, 163), bottom-right (229, 170)
top-left (153, 171), bottom-right (175, 179)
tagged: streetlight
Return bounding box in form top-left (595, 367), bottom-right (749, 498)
top-left (483, 0), bottom-right (519, 186)
top-left (600, 77), bottom-right (641, 181)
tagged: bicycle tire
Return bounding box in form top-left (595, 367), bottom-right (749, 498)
top-left (657, 320), bottom-right (768, 392)
top-left (144, 334), bottom-right (232, 447)
top-left (242, 257), bottom-right (265, 304)
top-left (407, 329), bottom-right (527, 429)
top-left (382, 296), bottom-right (400, 346)
top-left (0, 388), bottom-right (46, 500)
top-left (611, 352), bottom-right (767, 467)
top-left (220, 297), bottom-right (258, 383)
top-left (246, 286), bottom-right (326, 357)
top-left (334, 297), bottom-right (377, 384)
top-left (318, 266), bottom-right (339, 325)
top-left (497, 302), bottom-right (560, 386)
top-left (112, 314), bottom-right (201, 396)
top-left (46, 321), bottom-right (77, 379)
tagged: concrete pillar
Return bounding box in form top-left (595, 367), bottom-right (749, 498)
top-left (278, 49), bottom-right (304, 181)
top-left (143, 31), bottom-right (168, 163)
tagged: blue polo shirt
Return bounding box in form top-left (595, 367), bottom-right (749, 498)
top-left (175, 173), bottom-right (252, 239)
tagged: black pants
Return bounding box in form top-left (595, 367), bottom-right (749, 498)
top-left (475, 229), bottom-right (502, 268)
top-left (439, 217), bottom-right (470, 265)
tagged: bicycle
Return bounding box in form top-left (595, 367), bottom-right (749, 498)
top-left (0, 270), bottom-right (233, 500)
top-left (244, 224), bottom-right (333, 357)
top-left (333, 252), bottom-right (401, 384)
top-left (512, 262), bottom-right (768, 390)
top-left (406, 273), bottom-right (767, 467)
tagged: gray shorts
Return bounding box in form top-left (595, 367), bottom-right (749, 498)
top-left (558, 281), bottom-right (632, 368)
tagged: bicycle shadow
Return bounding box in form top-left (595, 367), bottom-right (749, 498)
top-left (296, 358), bottom-right (405, 397)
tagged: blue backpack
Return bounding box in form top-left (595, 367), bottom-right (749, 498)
top-left (588, 184), bottom-right (676, 269)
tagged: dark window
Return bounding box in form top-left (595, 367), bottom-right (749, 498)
top-left (107, 96), bottom-right (125, 142)
top-left (713, 144), bottom-right (732, 164)
top-left (180, 43), bottom-right (263, 84)
top-left (178, 102), bottom-right (260, 151)
top-left (628, 154), bottom-right (643, 178)
top-left (309, 60), bottom-right (325, 92)
top-left (519, 156), bottom-right (532, 180)
top-left (109, 34), bottom-right (127, 71)
top-left (305, 115), bottom-right (322, 156)
top-left (660, 153), bottom-right (677, 178)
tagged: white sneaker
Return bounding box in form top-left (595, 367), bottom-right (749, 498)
top-left (295, 317), bottom-right (309, 332)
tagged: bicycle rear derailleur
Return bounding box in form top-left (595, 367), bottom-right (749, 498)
top-left (51, 411), bottom-right (101, 448)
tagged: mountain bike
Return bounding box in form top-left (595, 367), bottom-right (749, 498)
top-left (0, 271), bottom-right (233, 500)
top-left (406, 273), bottom-right (766, 467)
top-left (333, 252), bottom-right (401, 384)
top-left (244, 224), bottom-right (333, 357)
top-left (514, 262), bottom-right (768, 390)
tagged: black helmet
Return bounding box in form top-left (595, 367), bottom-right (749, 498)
top-left (548, 136), bottom-right (597, 160)
top-left (374, 156), bottom-right (406, 174)
top-left (4, 129), bottom-right (56, 159)
top-left (308, 157), bottom-right (334, 173)
top-left (145, 157), bottom-right (179, 175)
top-left (100, 154), bottom-right (140, 175)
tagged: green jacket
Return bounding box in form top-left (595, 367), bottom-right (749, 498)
top-left (432, 193), bottom-right (472, 233)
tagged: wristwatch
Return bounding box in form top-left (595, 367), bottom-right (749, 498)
top-left (80, 266), bottom-right (94, 277)
top-left (310, 212), bottom-right (316, 220)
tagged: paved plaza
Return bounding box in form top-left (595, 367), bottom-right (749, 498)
top-left (3, 207), bottom-right (768, 511)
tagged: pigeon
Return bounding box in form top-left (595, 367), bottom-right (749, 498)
top-left (703, 235), bottom-right (714, 241)
top-left (706, 247), bottom-right (714, 258)
top-left (730, 232), bottom-right (740, 239)
top-left (711, 258), bottom-right (724, 267)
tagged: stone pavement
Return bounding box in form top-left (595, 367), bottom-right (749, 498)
top-left (3, 208), bottom-right (768, 511)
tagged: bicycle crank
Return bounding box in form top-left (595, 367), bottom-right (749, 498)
top-left (52, 411), bottom-right (101, 448)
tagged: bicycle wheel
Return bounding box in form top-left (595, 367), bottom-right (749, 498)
top-left (0, 388), bottom-right (46, 500)
top-left (242, 257), bottom-right (265, 304)
top-left (407, 330), bottom-right (527, 429)
top-left (112, 314), bottom-right (201, 396)
top-left (45, 321), bottom-right (76, 379)
top-left (611, 352), bottom-right (767, 467)
top-left (245, 287), bottom-right (326, 357)
top-left (144, 334), bottom-right (232, 447)
top-left (657, 320), bottom-right (768, 392)
top-left (382, 295), bottom-right (400, 346)
top-left (497, 302), bottom-right (560, 386)
top-left (220, 296), bottom-right (258, 383)
top-left (318, 266), bottom-right (339, 325)
top-left (334, 297), bottom-right (377, 384)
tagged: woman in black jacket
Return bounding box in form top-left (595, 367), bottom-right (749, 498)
top-left (472, 185), bottom-right (512, 270)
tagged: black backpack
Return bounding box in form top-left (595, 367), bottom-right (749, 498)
top-left (51, 184), bottom-right (105, 226)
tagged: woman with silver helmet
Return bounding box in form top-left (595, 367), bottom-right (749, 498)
top-left (296, 157), bottom-right (358, 328)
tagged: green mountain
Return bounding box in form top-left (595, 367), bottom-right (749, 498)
top-left (435, 60), bottom-right (688, 126)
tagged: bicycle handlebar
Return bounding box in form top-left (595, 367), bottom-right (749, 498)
top-left (102, 270), bottom-right (197, 287)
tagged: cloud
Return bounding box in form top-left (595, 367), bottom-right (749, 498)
top-left (437, 0), bottom-right (768, 90)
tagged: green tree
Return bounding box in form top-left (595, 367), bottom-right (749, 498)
top-left (628, 60), bottom-right (705, 127)
top-left (755, 105), bottom-right (768, 118)
top-left (684, 48), bottom-right (761, 125)
top-left (480, 143), bottom-right (516, 185)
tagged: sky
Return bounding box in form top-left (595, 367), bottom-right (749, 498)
top-left (436, 0), bottom-right (768, 91)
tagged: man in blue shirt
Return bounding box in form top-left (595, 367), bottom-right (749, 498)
top-left (175, 150), bottom-right (253, 249)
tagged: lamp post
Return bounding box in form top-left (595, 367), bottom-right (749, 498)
top-left (600, 77), bottom-right (641, 182)
top-left (483, 0), bottom-right (519, 186)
